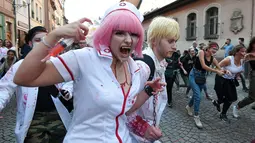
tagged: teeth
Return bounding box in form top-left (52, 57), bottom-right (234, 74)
top-left (120, 46), bottom-right (131, 53)
top-left (121, 47), bottom-right (131, 49)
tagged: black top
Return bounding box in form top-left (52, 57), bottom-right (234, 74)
top-left (20, 44), bottom-right (32, 59)
top-left (180, 54), bottom-right (196, 74)
top-left (250, 60), bottom-right (255, 70)
top-left (35, 85), bottom-right (59, 112)
top-left (165, 52), bottom-right (180, 78)
top-left (194, 52), bottom-right (213, 72)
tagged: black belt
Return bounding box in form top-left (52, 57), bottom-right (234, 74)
top-left (193, 68), bottom-right (206, 73)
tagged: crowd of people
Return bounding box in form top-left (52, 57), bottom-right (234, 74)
top-left (0, 0), bottom-right (254, 143)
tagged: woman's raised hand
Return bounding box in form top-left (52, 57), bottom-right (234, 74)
top-left (50, 17), bottom-right (93, 42)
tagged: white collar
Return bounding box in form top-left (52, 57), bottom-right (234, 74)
top-left (142, 47), bottom-right (167, 78)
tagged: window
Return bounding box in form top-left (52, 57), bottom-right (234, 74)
top-left (144, 29), bottom-right (147, 41)
top-left (39, 7), bottom-right (42, 23)
top-left (186, 13), bottom-right (196, 41)
top-left (6, 22), bottom-right (11, 33)
top-left (36, 3), bottom-right (38, 21)
top-left (204, 7), bottom-right (219, 39)
top-left (23, 1), bottom-right (26, 15)
top-left (56, 17), bottom-right (60, 25)
top-left (31, 0), bottom-right (34, 18)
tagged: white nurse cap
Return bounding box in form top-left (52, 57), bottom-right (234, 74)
top-left (101, 2), bottom-right (144, 22)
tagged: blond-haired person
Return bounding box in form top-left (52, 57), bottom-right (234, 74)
top-left (132, 16), bottom-right (180, 143)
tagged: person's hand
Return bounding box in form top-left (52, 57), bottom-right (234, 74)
top-left (146, 77), bottom-right (166, 95)
top-left (244, 53), bottom-right (255, 61)
top-left (144, 126), bottom-right (162, 141)
top-left (50, 17), bottom-right (93, 42)
top-left (183, 69), bottom-right (188, 75)
top-left (224, 70), bottom-right (232, 76)
top-left (216, 70), bottom-right (225, 76)
top-left (179, 62), bottom-right (183, 67)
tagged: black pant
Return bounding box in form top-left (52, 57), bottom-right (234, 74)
top-left (218, 99), bottom-right (232, 114)
top-left (240, 73), bottom-right (248, 89)
top-left (165, 74), bottom-right (176, 104)
top-left (215, 75), bottom-right (236, 115)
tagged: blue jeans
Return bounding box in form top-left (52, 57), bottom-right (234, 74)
top-left (188, 68), bottom-right (206, 115)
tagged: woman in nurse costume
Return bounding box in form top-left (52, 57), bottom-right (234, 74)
top-left (14, 2), bottom-right (164, 143)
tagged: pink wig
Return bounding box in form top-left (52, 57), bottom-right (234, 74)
top-left (93, 10), bottom-right (144, 57)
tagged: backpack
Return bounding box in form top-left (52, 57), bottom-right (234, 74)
top-left (133, 54), bottom-right (155, 81)
top-left (133, 54), bottom-right (157, 126)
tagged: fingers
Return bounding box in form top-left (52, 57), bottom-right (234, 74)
top-left (147, 126), bottom-right (162, 141)
top-left (65, 93), bottom-right (70, 99)
top-left (154, 77), bottom-right (161, 83)
top-left (79, 24), bottom-right (90, 37)
top-left (78, 17), bottom-right (93, 25)
top-left (59, 89), bottom-right (71, 100)
top-left (159, 82), bottom-right (166, 86)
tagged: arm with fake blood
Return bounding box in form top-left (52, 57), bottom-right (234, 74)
top-left (126, 112), bottom-right (162, 140)
top-left (125, 77), bottom-right (165, 116)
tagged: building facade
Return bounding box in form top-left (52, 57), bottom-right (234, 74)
top-left (44, 0), bottom-right (65, 32)
top-left (142, 0), bottom-right (255, 58)
top-left (0, 0), bottom-right (15, 43)
top-left (15, 0), bottom-right (29, 47)
top-left (30, 0), bottom-right (44, 27)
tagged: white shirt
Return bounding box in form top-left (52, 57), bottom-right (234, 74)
top-left (0, 47), bottom-right (8, 60)
top-left (50, 47), bottom-right (150, 143)
top-left (0, 60), bottom-right (73, 143)
top-left (132, 48), bottom-right (168, 142)
top-left (10, 47), bottom-right (16, 50)
top-left (223, 56), bottom-right (244, 79)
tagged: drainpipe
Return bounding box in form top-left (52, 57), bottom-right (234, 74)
top-left (13, 0), bottom-right (17, 43)
top-left (251, 0), bottom-right (254, 38)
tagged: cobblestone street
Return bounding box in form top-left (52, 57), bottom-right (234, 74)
top-left (0, 74), bottom-right (254, 143)
top-left (159, 73), bottom-right (255, 143)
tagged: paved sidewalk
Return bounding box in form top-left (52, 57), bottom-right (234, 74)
top-left (0, 96), bottom-right (16, 143)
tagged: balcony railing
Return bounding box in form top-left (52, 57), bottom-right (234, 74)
top-left (204, 24), bottom-right (219, 39)
top-left (186, 26), bottom-right (197, 41)
top-left (32, 11), bottom-right (34, 18)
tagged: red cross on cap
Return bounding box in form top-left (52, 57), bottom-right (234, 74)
top-left (104, 49), bottom-right (111, 53)
top-left (119, 3), bottom-right (126, 6)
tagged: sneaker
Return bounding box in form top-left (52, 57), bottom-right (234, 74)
top-left (205, 93), bottom-right (212, 100)
top-left (167, 102), bottom-right (173, 108)
top-left (194, 115), bottom-right (203, 129)
top-left (212, 100), bottom-right (221, 112)
top-left (185, 105), bottom-right (193, 116)
top-left (242, 88), bottom-right (249, 93)
top-left (220, 114), bottom-right (230, 122)
top-left (232, 105), bottom-right (239, 118)
top-left (154, 140), bottom-right (162, 143)
top-left (252, 105), bottom-right (255, 110)
top-left (185, 93), bottom-right (189, 98)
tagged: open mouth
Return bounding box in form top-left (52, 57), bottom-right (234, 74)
top-left (120, 47), bottom-right (131, 55)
